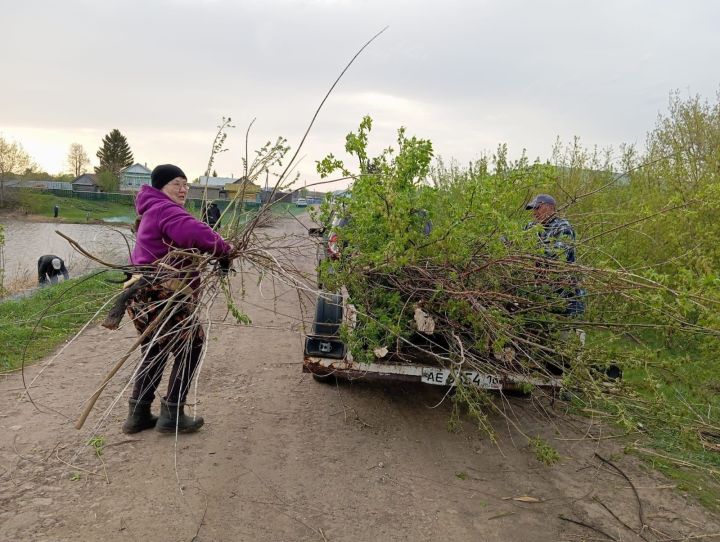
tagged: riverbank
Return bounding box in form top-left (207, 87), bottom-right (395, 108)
top-left (0, 219), bottom-right (133, 296)
top-left (1, 191), bottom-right (136, 224)
top-left (0, 196), bottom-right (309, 225)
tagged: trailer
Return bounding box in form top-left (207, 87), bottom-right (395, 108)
top-left (303, 291), bottom-right (563, 392)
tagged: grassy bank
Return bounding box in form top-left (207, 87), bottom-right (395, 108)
top-left (0, 272), bottom-right (122, 372)
top-left (12, 191), bottom-right (136, 223)
top-left (579, 331), bottom-right (720, 511)
top-left (627, 348), bottom-right (719, 510)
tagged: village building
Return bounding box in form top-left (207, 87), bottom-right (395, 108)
top-left (119, 163), bottom-right (152, 191)
top-left (71, 173), bottom-right (101, 193)
top-left (223, 177), bottom-right (260, 202)
top-left (188, 176), bottom-right (261, 202)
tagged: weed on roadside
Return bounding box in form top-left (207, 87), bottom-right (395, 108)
top-left (530, 436), bottom-right (560, 466)
top-left (87, 435), bottom-right (105, 457)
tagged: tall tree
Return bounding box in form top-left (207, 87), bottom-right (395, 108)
top-left (67, 143), bottom-right (90, 178)
top-left (0, 136), bottom-right (32, 206)
top-left (95, 129), bottom-right (134, 181)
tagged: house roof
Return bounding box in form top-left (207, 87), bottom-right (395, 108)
top-left (122, 163), bottom-right (152, 174)
top-left (196, 176), bottom-right (236, 187)
top-left (72, 173), bottom-right (98, 185)
top-left (225, 178), bottom-right (260, 191)
top-left (232, 177), bottom-right (260, 186)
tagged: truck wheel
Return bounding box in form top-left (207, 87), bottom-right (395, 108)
top-left (313, 292), bottom-right (343, 336)
top-left (312, 373), bottom-right (337, 384)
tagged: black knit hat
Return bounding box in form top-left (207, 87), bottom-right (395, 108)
top-left (151, 164), bottom-right (187, 190)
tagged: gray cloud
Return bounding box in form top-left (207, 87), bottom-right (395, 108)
top-left (1, 0), bottom-right (718, 185)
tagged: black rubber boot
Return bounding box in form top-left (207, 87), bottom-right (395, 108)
top-left (156, 399), bottom-right (204, 433)
top-left (121, 399), bottom-right (158, 434)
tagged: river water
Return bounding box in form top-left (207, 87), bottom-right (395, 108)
top-left (0, 219), bottom-right (133, 291)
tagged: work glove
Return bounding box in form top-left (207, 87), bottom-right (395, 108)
top-left (216, 257), bottom-right (233, 277)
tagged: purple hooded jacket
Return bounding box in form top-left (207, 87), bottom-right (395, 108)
top-left (131, 185), bottom-right (232, 265)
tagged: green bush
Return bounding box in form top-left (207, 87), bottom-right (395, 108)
top-left (315, 97), bottom-right (720, 504)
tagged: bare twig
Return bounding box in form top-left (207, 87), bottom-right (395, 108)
top-left (593, 497), bottom-right (651, 542)
top-left (594, 453), bottom-right (647, 534)
top-left (190, 496), bottom-right (209, 542)
top-left (558, 514), bottom-right (617, 541)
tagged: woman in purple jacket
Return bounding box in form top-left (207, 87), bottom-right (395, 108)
top-left (123, 164), bottom-right (232, 434)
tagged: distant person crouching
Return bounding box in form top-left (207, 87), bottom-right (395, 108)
top-left (37, 255), bottom-right (69, 286)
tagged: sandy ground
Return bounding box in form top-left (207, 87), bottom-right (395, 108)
top-left (1, 216), bottom-right (718, 542)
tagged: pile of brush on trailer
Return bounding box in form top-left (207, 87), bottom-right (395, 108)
top-left (307, 116), bottom-right (717, 432)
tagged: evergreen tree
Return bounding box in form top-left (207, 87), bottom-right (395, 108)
top-left (95, 129), bottom-right (134, 179)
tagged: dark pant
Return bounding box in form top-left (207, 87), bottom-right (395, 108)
top-left (132, 331), bottom-right (204, 403)
top-left (127, 283), bottom-right (204, 404)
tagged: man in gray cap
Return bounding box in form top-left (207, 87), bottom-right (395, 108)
top-left (37, 254), bottom-right (70, 286)
top-left (525, 194), bottom-right (575, 263)
top-left (525, 194), bottom-right (584, 316)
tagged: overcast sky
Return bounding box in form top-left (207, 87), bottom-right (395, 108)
top-left (1, 0), bottom-right (718, 190)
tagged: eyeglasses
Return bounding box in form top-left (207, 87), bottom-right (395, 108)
top-left (169, 180), bottom-right (189, 189)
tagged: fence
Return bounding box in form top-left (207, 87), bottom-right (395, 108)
top-left (7, 186), bottom-right (264, 211)
top-left (188, 199), bottom-right (262, 212)
top-left (44, 189), bottom-right (135, 205)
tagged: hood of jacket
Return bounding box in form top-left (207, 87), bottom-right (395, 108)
top-left (135, 184), bottom-right (180, 217)
top-left (131, 185), bottom-right (231, 266)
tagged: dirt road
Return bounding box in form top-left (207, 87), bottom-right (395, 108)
top-left (1, 217), bottom-right (718, 541)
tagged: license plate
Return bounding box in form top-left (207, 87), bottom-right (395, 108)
top-left (421, 368), bottom-right (502, 390)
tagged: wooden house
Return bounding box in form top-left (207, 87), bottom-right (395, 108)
top-left (120, 163), bottom-right (152, 191)
top-left (71, 173), bottom-right (100, 192)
